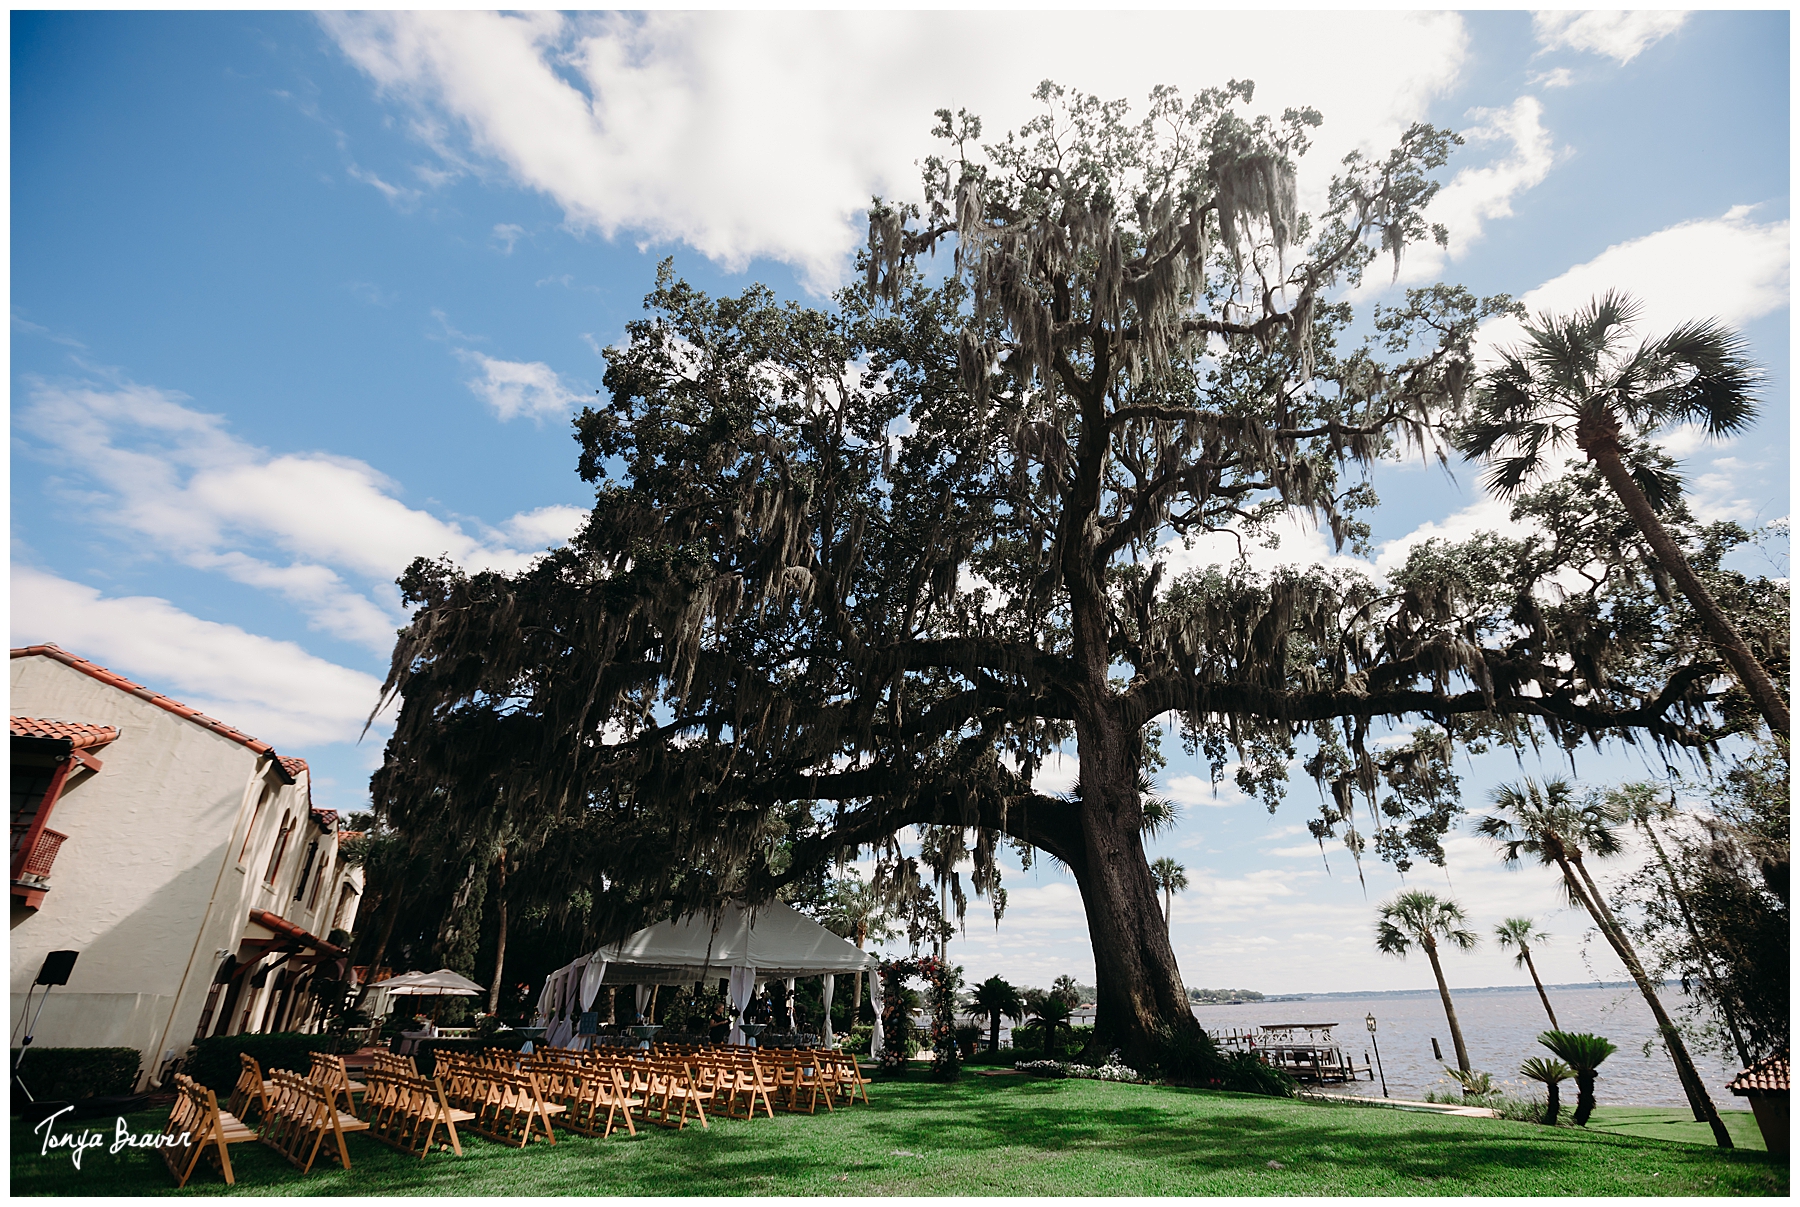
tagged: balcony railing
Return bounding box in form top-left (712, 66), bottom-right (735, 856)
top-left (12, 826), bottom-right (68, 883)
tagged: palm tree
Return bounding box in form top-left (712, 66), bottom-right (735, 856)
top-left (1478, 778), bottom-right (1735, 1148)
top-left (968, 975), bottom-right (1025, 1055)
top-left (1494, 917), bottom-right (1559, 1029)
top-left (1519, 1056), bottom-right (1574, 1126)
top-left (1539, 1031), bottom-right (1616, 1127)
top-left (1375, 889), bottom-right (1478, 1072)
top-left (1150, 858), bottom-right (1189, 932)
top-left (1022, 988), bottom-right (1075, 1058)
top-left (1456, 292), bottom-right (1785, 739)
top-left (1608, 781), bottom-right (1753, 1066)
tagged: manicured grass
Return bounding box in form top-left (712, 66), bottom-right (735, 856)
top-left (1585, 1106), bottom-right (1767, 1152)
top-left (12, 1072), bottom-right (1786, 1197)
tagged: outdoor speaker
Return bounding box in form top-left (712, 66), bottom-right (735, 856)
top-left (35, 951), bottom-right (77, 986)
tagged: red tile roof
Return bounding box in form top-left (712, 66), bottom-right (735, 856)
top-left (12, 644), bottom-right (294, 782)
top-left (11, 716), bottom-right (120, 749)
top-left (311, 808), bottom-right (339, 831)
top-left (248, 908), bottom-right (344, 956)
top-left (1728, 1054), bottom-right (1789, 1095)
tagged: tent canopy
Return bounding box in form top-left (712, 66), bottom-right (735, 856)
top-left (590, 899), bottom-right (878, 983)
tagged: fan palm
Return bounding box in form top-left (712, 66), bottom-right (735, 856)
top-left (1519, 1056), bottom-right (1575, 1126)
top-left (1375, 890), bottom-right (1478, 1072)
top-left (1479, 778), bottom-right (1734, 1147)
top-left (1456, 292), bottom-right (1785, 739)
top-left (1538, 1031), bottom-right (1616, 1126)
top-left (1494, 917), bottom-right (1559, 1028)
top-left (968, 975), bottom-right (1025, 1055)
top-left (1022, 988), bottom-right (1075, 1057)
top-left (1608, 782), bottom-right (1753, 1066)
top-left (823, 873), bottom-right (901, 1020)
top-left (1150, 858), bottom-right (1189, 932)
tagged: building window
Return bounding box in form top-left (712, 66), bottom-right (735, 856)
top-left (264, 812), bottom-right (295, 886)
top-left (293, 840), bottom-right (320, 902)
top-left (238, 783), bottom-right (276, 864)
top-left (332, 881), bottom-right (359, 931)
top-left (308, 853), bottom-right (333, 912)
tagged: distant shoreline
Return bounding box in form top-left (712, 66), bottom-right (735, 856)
top-left (1225, 980), bottom-right (1671, 1003)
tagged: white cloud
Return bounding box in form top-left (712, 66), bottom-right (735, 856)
top-left (16, 374), bottom-right (574, 653)
top-left (321, 11), bottom-right (1469, 292)
top-left (459, 351), bottom-right (583, 422)
top-left (492, 222), bottom-right (524, 253)
top-left (11, 566), bottom-right (386, 750)
top-left (1165, 773), bottom-right (1254, 810)
top-left (346, 162), bottom-right (421, 209)
top-left (1532, 11), bottom-right (1689, 64)
top-left (1366, 95), bottom-right (1560, 293)
top-left (1476, 206), bottom-right (1790, 361)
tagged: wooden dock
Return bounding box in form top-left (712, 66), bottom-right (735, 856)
top-left (1206, 1022), bottom-right (1375, 1085)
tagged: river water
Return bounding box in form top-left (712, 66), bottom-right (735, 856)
top-left (1188, 983), bottom-right (1746, 1108)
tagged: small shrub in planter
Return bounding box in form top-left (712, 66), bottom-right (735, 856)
top-left (11, 1047), bottom-right (141, 1101)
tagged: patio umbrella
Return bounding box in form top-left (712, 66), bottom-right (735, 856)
top-left (383, 969), bottom-right (485, 1023)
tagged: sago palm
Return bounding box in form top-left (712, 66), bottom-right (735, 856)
top-left (968, 975), bottom-right (1025, 1055)
top-left (1519, 1056), bottom-right (1574, 1126)
top-left (1538, 1030), bottom-right (1616, 1127)
top-left (1494, 916), bottom-right (1559, 1028)
top-left (1375, 889), bottom-right (1478, 1072)
top-left (1479, 778), bottom-right (1735, 1147)
top-left (1150, 857), bottom-right (1189, 932)
top-left (1456, 292), bottom-right (1785, 739)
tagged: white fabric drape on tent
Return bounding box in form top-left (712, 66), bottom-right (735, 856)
top-left (727, 965), bottom-right (756, 1045)
top-left (820, 974), bottom-right (835, 1046)
top-left (784, 977), bottom-right (796, 1030)
top-left (869, 970), bottom-right (885, 1057)
top-left (634, 983), bottom-right (653, 1023)
top-left (579, 955), bottom-right (606, 1011)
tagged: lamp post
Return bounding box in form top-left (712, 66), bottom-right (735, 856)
top-left (1365, 1012), bottom-right (1388, 1098)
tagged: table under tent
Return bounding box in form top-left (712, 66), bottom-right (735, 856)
top-left (536, 900), bottom-right (879, 1048)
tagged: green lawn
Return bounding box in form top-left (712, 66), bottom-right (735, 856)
top-left (12, 1072), bottom-right (1786, 1197)
top-left (1585, 1105), bottom-right (1767, 1151)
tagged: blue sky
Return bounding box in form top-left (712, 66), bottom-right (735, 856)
top-left (12, 11), bottom-right (1788, 994)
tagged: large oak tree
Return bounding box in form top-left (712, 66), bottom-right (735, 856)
top-left (371, 83), bottom-right (1770, 1062)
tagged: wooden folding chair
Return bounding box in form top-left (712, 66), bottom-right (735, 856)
top-left (228, 1052), bottom-right (273, 1125)
top-left (307, 1051), bottom-right (367, 1115)
top-left (162, 1074), bottom-right (256, 1188)
top-left (359, 1068), bottom-right (471, 1158)
top-left (258, 1069), bottom-right (365, 1173)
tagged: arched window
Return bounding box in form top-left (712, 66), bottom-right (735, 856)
top-left (308, 852), bottom-right (333, 911)
top-left (332, 881), bottom-right (359, 931)
top-left (293, 839), bottom-right (320, 902)
top-left (238, 783), bottom-right (276, 864)
top-left (264, 812), bottom-right (295, 885)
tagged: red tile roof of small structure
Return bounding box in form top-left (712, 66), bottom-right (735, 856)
top-left (311, 808), bottom-right (338, 831)
top-left (12, 644), bottom-right (294, 782)
top-left (10, 716), bottom-right (120, 749)
top-left (1727, 1054), bottom-right (1789, 1095)
top-left (249, 908), bottom-right (344, 956)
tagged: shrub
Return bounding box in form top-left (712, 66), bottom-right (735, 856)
top-left (185, 1032), bottom-right (358, 1097)
top-left (838, 1024), bottom-right (873, 1055)
top-left (954, 1023), bottom-right (982, 1058)
top-left (1146, 1025), bottom-right (1296, 1097)
top-left (10, 1048), bottom-right (141, 1100)
top-left (1014, 1060), bottom-right (1068, 1078)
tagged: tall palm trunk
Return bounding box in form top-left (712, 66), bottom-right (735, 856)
top-left (988, 1011), bottom-right (1001, 1054)
top-left (1554, 848), bottom-right (1733, 1147)
top-left (1637, 813), bottom-right (1752, 1065)
top-left (1520, 945), bottom-right (1559, 1029)
top-left (486, 849), bottom-right (508, 1016)
top-left (1580, 416), bottom-right (1788, 740)
top-left (1422, 936), bottom-right (1472, 1072)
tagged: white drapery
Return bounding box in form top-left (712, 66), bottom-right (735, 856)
top-left (869, 969), bottom-right (885, 1057)
top-left (634, 983), bottom-right (653, 1023)
top-left (579, 956), bottom-right (607, 1011)
top-left (820, 974), bottom-right (835, 1046)
top-left (784, 977), bottom-right (797, 1031)
top-left (727, 966), bottom-right (756, 1045)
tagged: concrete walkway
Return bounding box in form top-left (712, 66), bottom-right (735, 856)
top-left (1303, 1090), bottom-right (1499, 1118)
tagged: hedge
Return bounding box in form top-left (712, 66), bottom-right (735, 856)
top-left (186, 1032), bottom-right (359, 1098)
top-left (10, 1048), bottom-right (141, 1101)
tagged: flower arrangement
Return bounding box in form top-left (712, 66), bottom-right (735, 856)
top-left (1015, 1051), bottom-right (1142, 1083)
top-left (878, 955), bottom-right (964, 1080)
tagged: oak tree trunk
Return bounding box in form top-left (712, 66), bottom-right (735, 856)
top-left (1581, 418), bottom-right (1788, 741)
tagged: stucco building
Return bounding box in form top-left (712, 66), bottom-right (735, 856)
top-left (10, 644), bottom-right (364, 1091)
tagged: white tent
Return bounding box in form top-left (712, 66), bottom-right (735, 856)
top-left (536, 900), bottom-right (876, 1046)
